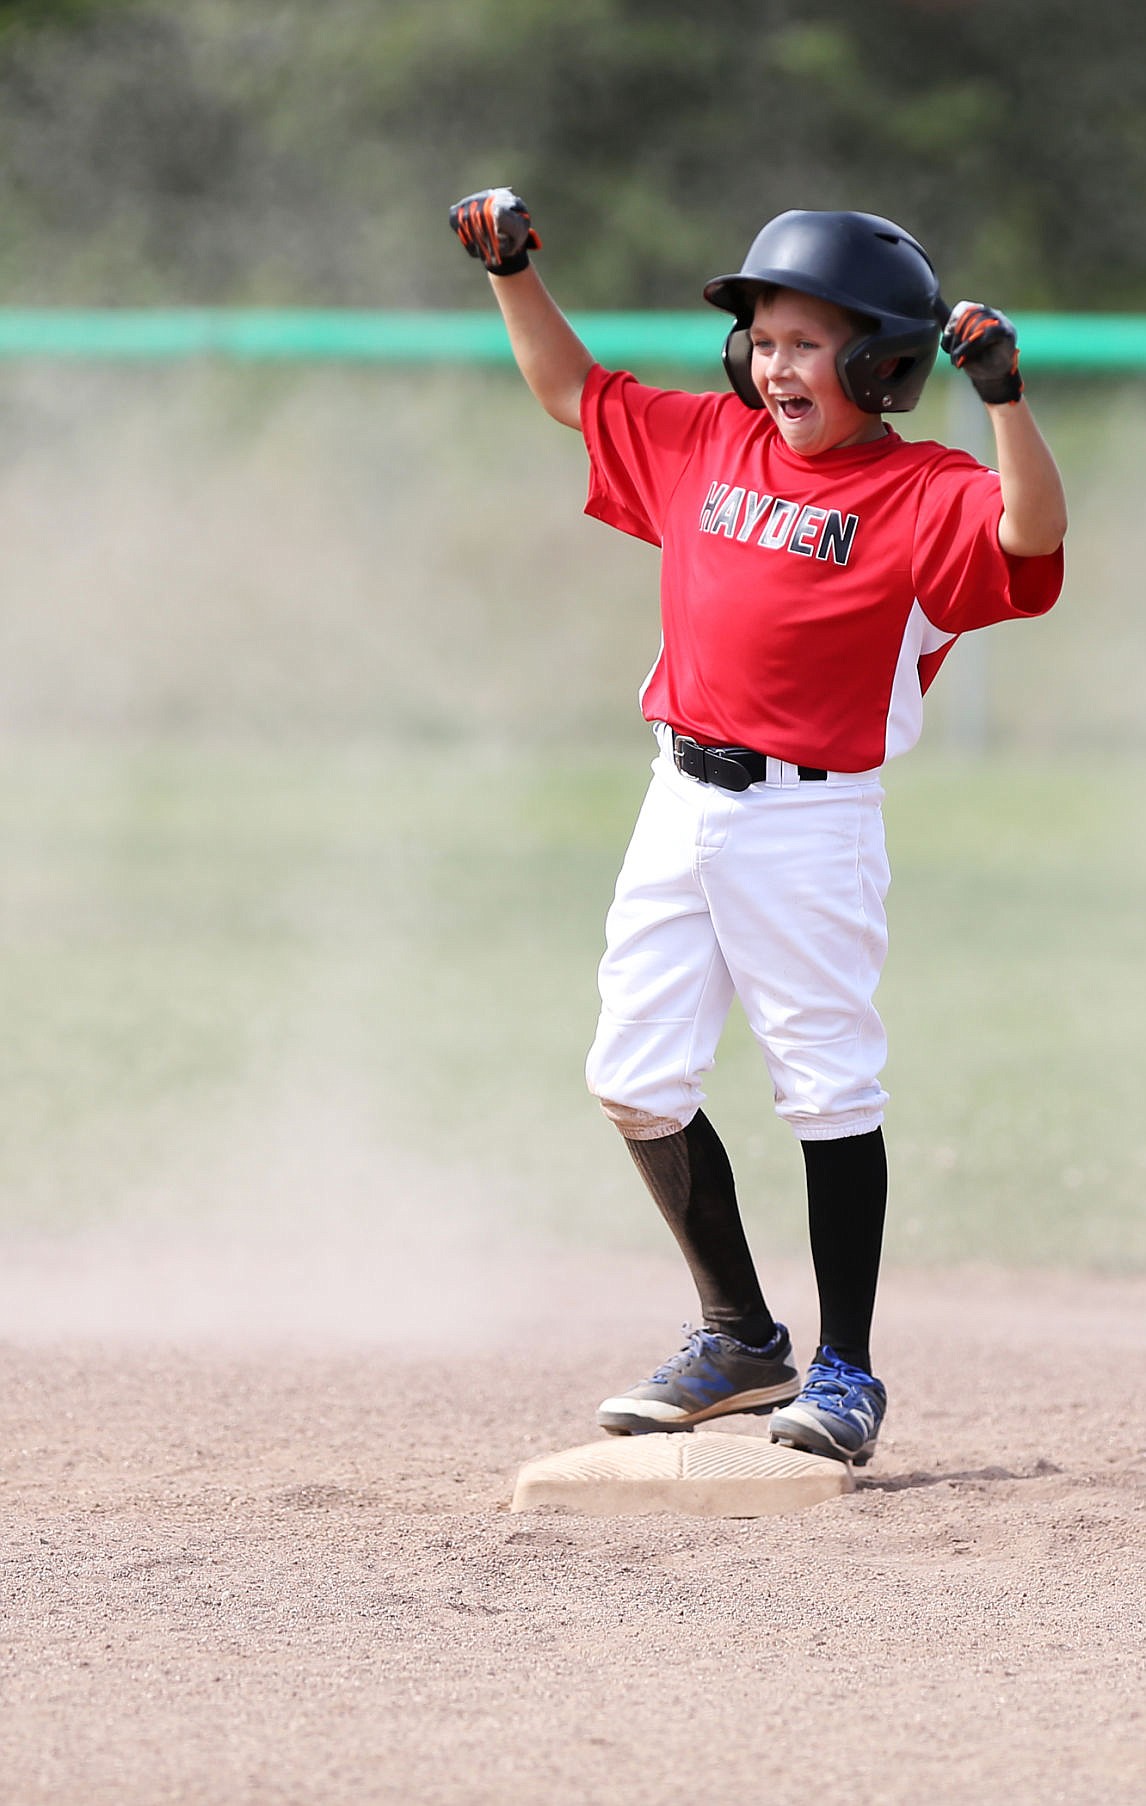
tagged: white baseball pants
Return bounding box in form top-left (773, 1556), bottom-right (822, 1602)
top-left (585, 738), bottom-right (891, 1143)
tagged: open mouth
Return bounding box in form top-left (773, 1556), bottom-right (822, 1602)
top-left (776, 395), bottom-right (813, 421)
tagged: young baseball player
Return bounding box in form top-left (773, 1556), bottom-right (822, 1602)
top-left (449, 190), bottom-right (1066, 1465)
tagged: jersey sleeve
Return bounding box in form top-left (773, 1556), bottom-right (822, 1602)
top-left (580, 364), bottom-right (717, 547)
top-left (911, 451), bottom-right (1064, 633)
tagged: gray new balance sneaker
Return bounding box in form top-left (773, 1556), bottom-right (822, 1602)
top-left (769, 1346), bottom-right (887, 1466)
top-left (596, 1324), bottom-right (801, 1435)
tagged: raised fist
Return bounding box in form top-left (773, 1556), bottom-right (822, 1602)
top-left (449, 187), bottom-right (541, 277)
top-left (941, 301), bottom-right (1024, 405)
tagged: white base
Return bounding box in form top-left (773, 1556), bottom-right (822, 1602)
top-left (511, 1430), bottom-right (854, 1518)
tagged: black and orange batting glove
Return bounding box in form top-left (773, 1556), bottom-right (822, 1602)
top-left (941, 300), bottom-right (1024, 405)
top-left (449, 187), bottom-right (541, 277)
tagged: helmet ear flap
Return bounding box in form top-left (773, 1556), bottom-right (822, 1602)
top-left (839, 328), bottom-right (940, 412)
top-left (722, 325), bottom-right (766, 410)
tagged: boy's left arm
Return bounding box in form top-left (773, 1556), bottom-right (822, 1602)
top-left (942, 301), bottom-right (1068, 558)
top-left (988, 399), bottom-right (1068, 558)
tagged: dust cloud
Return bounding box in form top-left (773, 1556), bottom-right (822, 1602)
top-left (0, 362), bottom-right (658, 1350)
top-left (0, 1063), bottom-right (682, 1351)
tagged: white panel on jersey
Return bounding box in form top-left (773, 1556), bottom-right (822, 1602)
top-left (884, 600), bottom-right (955, 764)
top-left (637, 636), bottom-right (666, 716)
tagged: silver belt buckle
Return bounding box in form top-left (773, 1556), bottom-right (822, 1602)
top-left (673, 734), bottom-right (705, 781)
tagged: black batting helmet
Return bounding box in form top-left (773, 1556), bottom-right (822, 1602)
top-left (703, 209), bottom-right (949, 414)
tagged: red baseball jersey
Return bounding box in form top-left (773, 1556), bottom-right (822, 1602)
top-left (580, 365), bottom-right (1064, 770)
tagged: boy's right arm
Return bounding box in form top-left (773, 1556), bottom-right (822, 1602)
top-left (449, 188), bottom-right (593, 431)
top-left (483, 265), bottom-right (594, 432)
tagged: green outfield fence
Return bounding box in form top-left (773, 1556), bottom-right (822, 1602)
top-left (0, 310), bottom-right (1144, 368)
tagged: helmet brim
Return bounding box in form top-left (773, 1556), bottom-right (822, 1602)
top-left (704, 267), bottom-right (882, 327)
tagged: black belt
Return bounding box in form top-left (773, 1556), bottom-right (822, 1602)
top-left (671, 732), bottom-right (827, 791)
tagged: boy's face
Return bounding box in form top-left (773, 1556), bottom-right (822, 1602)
top-left (749, 289), bottom-right (886, 456)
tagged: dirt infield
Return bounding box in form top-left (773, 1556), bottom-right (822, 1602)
top-left (2, 1244), bottom-right (1143, 1805)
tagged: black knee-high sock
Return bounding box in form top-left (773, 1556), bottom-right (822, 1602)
top-left (802, 1128), bottom-right (887, 1374)
top-left (623, 1111), bottom-right (776, 1348)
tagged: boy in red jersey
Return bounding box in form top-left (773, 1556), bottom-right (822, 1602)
top-left (450, 191), bottom-right (1066, 1466)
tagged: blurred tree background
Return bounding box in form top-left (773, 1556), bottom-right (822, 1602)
top-left (0, 0), bottom-right (1143, 309)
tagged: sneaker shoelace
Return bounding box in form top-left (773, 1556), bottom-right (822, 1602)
top-left (803, 1358), bottom-right (880, 1408)
top-left (646, 1324), bottom-right (787, 1388)
top-left (648, 1326), bottom-right (712, 1385)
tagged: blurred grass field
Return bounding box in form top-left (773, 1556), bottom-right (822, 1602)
top-left (0, 363), bottom-right (1144, 1277)
top-left (0, 740), bottom-right (1143, 1273)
